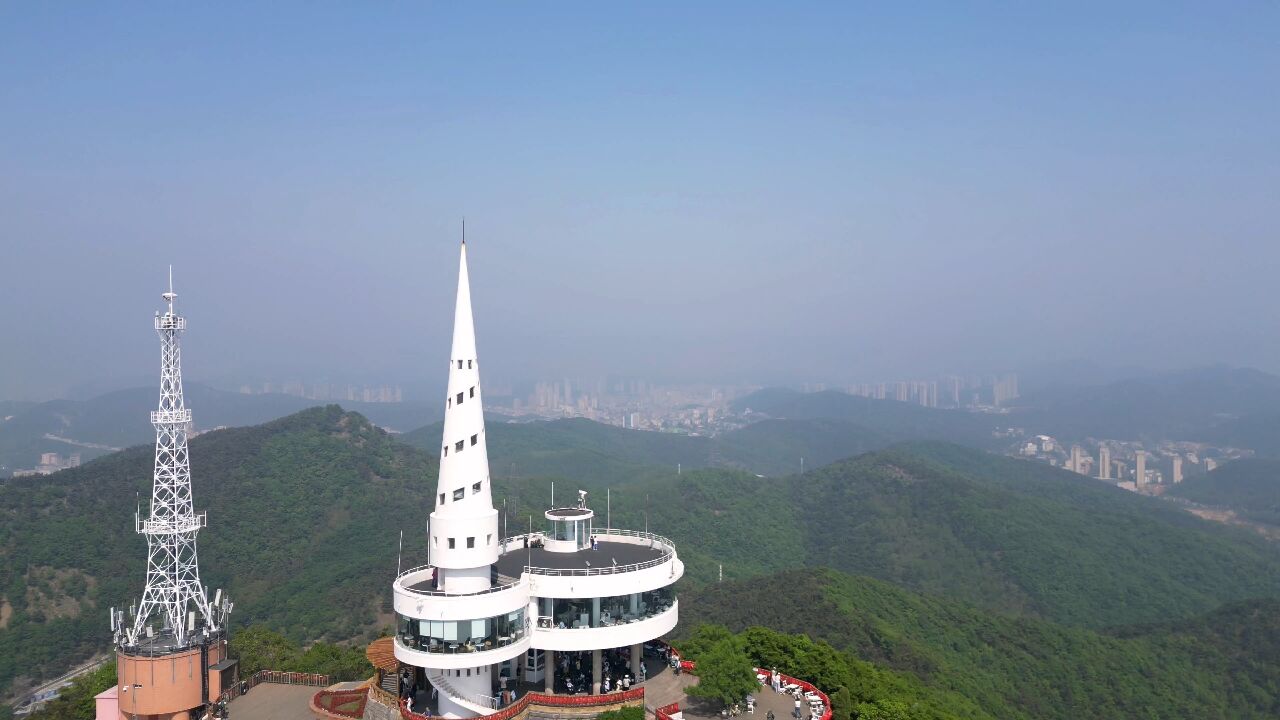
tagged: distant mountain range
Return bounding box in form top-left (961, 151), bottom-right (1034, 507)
top-left (10, 362), bottom-right (1280, 477)
top-left (1010, 365), bottom-right (1280, 444)
top-left (0, 383), bottom-right (441, 474)
top-left (402, 413), bottom-right (920, 481)
top-left (1168, 458), bottom-right (1280, 527)
top-left (732, 387), bottom-right (1001, 448)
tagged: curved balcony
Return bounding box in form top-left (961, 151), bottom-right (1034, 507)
top-left (393, 566), bottom-right (528, 620)
top-left (498, 531), bottom-right (683, 598)
top-left (393, 631), bottom-right (530, 671)
top-left (531, 598), bottom-right (679, 652)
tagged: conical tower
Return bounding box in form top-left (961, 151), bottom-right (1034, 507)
top-left (429, 240), bottom-right (500, 593)
top-left (389, 239), bottom-right (682, 720)
top-left (111, 270), bottom-right (234, 720)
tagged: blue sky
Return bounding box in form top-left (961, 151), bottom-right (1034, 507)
top-left (2, 3), bottom-right (1278, 398)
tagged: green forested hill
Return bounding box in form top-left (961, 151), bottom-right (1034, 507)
top-left (592, 444), bottom-right (1280, 627)
top-left (0, 406), bottom-right (435, 702)
top-left (731, 389), bottom-right (999, 449)
top-left (710, 419), bottom-right (894, 477)
top-left (677, 569), bottom-right (1280, 720)
top-left (404, 414), bottom-right (967, 481)
top-left (1200, 413), bottom-right (1280, 457)
top-left (0, 384), bottom-right (442, 474)
top-left (5, 407), bottom-right (1280, 714)
top-left (1167, 458), bottom-right (1280, 526)
top-left (403, 417), bottom-right (713, 485)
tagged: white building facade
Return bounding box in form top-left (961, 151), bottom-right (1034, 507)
top-left (392, 243), bottom-right (683, 718)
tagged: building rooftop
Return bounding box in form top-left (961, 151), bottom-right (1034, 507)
top-left (495, 538), bottom-right (667, 578)
top-left (546, 507), bottom-right (593, 518)
top-left (118, 630), bottom-right (212, 655)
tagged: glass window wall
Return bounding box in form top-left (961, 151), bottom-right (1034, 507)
top-left (534, 588), bottom-right (675, 629)
top-left (397, 608), bottom-right (526, 653)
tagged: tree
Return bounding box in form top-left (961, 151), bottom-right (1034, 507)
top-left (854, 699), bottom-right (910, 720)
top-left (231, 625), bottom-right (300, 675)
top-left (686, 638), bottom-right (759, 711)
top-left (25, 661), bottom-right (117, 720)
top-left (297, 643), bottom-right (374, 681)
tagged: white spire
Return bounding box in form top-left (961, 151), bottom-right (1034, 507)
top-left (429, 239), bottom-right (499, 583)
top-left (450, 240), bottom-right (478, 363)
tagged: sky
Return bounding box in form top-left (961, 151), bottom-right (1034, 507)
top-left (2, 3), bottom-right (1278, 400)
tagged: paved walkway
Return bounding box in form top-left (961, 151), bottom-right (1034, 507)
top-left (227, 683), bottom-right (321, 720)
top-left (644, 668), bottom-right (799, 720)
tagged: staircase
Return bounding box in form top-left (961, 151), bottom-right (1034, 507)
top-left (426, 671), bottom-right (501, 715)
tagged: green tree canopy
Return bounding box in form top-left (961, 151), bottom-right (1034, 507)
top-left (23, 661), bottom-right (117, 720)
top-left (683, 627), bottom-right (760, 711)
top-left (231, 625), bottom-right (302, 674)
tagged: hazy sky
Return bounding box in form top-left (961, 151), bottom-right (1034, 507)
top-left (2, 3), bottom-right (1278, 400)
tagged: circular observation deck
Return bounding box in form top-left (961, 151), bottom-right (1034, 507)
top-left (393, 566), bottom-right (528, 620)
top-left (496, 530), bottom-right (683, 598)
top-left (392, 567), bottom-right (532, 670)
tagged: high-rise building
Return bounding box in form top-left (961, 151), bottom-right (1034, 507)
top-left (392, 243), bottom-right (682, 717)
top-left (1098, 446), bottom-right (1111, 479)
top-left (991, 373), bottom-right (1020, 406)
top-left (1069, 445), bottom-right (1086, 475)
top-left (1172, 455), bottom-right (1183, 484)
top-left (1135, 450), bottom-right (1147, 487)
top-left (111, 272), bottom-right (235, 720)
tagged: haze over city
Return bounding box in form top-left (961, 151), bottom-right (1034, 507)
top-left (3, 2), bottom-right (1278, 401)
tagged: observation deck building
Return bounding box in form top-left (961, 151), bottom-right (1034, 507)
top-left (391, 242), bottom-right (683, 718)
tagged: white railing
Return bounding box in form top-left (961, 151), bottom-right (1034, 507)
top-left (500, 531), bottom-right (677, 577)
top-left (394, 565), bottom-right (524, 597)
top-left (138, 512), bottom-right (206, 535)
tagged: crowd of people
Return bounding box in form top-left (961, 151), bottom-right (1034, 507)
top-left (554, 646), bottom-right (650, 694)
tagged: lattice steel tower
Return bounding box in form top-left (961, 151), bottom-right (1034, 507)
top-left (115, 269), bottom-right (224, 650)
